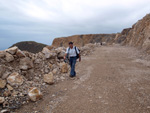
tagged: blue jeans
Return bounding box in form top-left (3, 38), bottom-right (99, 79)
top-left (69, 57), bottom-right (77, 77)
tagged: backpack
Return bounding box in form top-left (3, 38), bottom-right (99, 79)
top-left (75, 46), bottom-right (80, 59)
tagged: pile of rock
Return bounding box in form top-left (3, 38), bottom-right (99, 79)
top-left (0, 43), bottom-right (97, 112)
top-left (79, 43), bottom-right (100, 56)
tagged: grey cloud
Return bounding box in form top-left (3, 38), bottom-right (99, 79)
top-left (0, 0), bottom-right (150, 50)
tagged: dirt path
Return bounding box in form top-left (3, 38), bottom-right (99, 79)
top-left (17, 45), bottom-right (150, 113)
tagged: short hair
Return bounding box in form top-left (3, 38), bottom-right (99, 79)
top-left (69, 42), bottom-right (73, 45)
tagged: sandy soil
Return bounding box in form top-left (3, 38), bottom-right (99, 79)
top-left (16, 45), bottom-right (150, 113)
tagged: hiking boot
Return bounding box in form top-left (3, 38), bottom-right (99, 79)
top-left (69, 75), bottom-right (73, 77)
top-left (70, 77), bottom-right (75, 80)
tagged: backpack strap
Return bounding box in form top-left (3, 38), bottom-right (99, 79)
top-left (68, 47), bottom-right (70, 53)
top-left (68, 47), bottom-right (70, 55)
top-left (75, 46), bottom-right (78, 56)
top-left (66, 47), bottom-right (70, 59)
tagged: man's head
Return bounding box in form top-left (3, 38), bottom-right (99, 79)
top-left (69, 42), bottom-right (73, 48)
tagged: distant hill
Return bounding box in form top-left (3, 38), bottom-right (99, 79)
top-left (10, 41), bottom-right (47, 53)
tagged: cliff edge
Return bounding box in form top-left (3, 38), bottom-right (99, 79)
top-left (52, 14), bottom-right (150, 54)
top-left (52, 34), bottom-right (116, 47)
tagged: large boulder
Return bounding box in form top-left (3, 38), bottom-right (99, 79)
top-left (5, 53), bottom-right (14, 62)
top-left (7, 72), bottom-right (24, 86)
top-left (52, 68), bottom-right (58, 75)
top-left (6, 84), bottom-right (13, 91)
top-left (34, 58), bottom-right (42, 64)
top-left (0, 51), bottom-right (6, 58)
top-left (5, 46), bottom-right (18, 55)
top-left (57, 50), bottom-right (65, 59)
top-left (50, 51), bottom-right (57, 59)
top-left (42, 47), bottom-right (51, 58)
top-left (3, 90), bottom-right (11, 97)
top-left (16, 50), bottom-right (26, 57)
top-left (0, 79), bottom-right (6, 89)
top-left (60, 62), bottom-right (68, 73)
top-left (19, 57), bottom-right (33, 70)
top-left (55, 47), bottom-right (65, 53)
top-left (28, 87), bottom-right (42, 101)
top-left (2, 72), bottom-right (10, 79)
top-left (0, 97), bottom-right (5, 104)
top-left (43, 72), bottom-right (54, 85)
top-left (42, 47), bottom-right (57, 59)
top-left (46, 45), bottom-right (54, 50)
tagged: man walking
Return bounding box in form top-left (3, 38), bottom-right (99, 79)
top-left (64, 42), bottom-right (81, 77)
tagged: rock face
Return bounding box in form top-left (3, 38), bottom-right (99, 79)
top-left (123, 14), bottom-right (150, 53)
top-left (52, 34), bottom-right (116, 47)
top-left (28, 87), bottom-right (42, 101)
top-left (7, 72), bottom-right (24, 86)
top-left (43, 72), bottom-right (54, 85)
top-left (52, 14), bottom-right (150, 54)
top-left (114, 28), bottom-right (131, 44)
top-left (115, 14), bottom-right (150, 54)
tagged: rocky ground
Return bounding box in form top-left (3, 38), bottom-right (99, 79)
top-left (1, 14), bottom-right (150, 113)
top-left (10, 44), bottom-right (150, 113)
top-left (0, 43), bottom-right (98, 113)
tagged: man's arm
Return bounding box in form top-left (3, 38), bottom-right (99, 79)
top-left (64, 48), bottom-right (68, 59)
top-left (79, 53), bottom-right (81, 62)
top-left (64, 53), bottom-right (67, 59)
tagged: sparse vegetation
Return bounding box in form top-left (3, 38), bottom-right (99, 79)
top-left (10, 41), bottom-right (47, 53)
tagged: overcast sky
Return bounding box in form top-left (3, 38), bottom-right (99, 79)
top-left (0, 0), bottom-right (150, 50)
